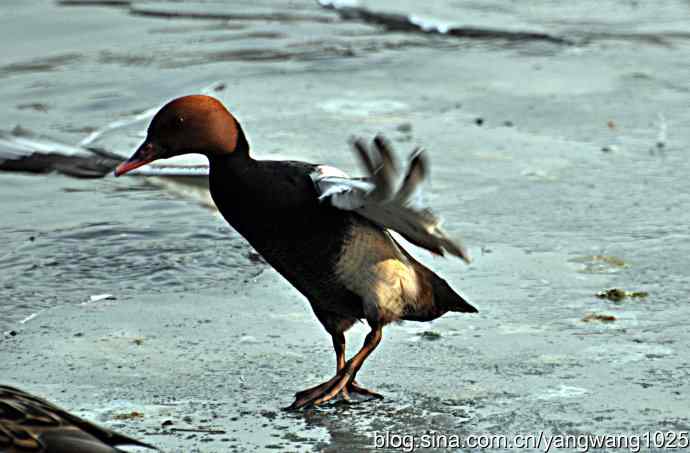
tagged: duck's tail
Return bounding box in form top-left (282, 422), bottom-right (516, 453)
top-left (432, 274), bottom-right (477, 313)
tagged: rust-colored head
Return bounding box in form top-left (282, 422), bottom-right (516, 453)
top-left (115, 95), bottom-right (248, 176)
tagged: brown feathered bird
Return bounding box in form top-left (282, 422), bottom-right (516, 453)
top-left (115, 95), bottom-right (477, 409)
top-left (0, 385), bottom-right (157, 452)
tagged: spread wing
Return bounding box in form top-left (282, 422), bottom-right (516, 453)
top-left (311, 135), bottom-right (470, 263)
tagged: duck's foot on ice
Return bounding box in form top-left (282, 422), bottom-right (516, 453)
top-left (285, 372), bottom-right (383, 410)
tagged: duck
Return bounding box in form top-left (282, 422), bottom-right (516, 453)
top-left (114, 95), bottom-right (477, 410)
top-left (0, 385), bottom-right (157, 452)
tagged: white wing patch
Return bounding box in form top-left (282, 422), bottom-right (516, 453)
top-left (310, 165), bottom-right (374, 209)
top-left (311, 136), bottom-right (470, 263)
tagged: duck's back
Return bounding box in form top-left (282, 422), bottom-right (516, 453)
top-left (209, 158), bottom-right (365, 319)
top-left (208, 157), bottom-right (475, 323)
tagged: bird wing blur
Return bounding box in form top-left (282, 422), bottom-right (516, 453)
top-left (311, 135), bottom-right (471, 263)
top-left (0, 129), bottom-right (211, 179)
top-left (0, 385), bottom-right (157, 453)
top-left (0, 129), bottom-right (122, 178)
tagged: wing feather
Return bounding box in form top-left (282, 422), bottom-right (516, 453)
top-left (311, 135), bottom-right (470, 263)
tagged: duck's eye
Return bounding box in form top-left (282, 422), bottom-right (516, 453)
top-left (174, 116), bottom-right (185, 129)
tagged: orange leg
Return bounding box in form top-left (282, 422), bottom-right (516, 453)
top-left (333, 331), bottom-right (384, 401)
top-left (286, 326), bottom-right (384, 410)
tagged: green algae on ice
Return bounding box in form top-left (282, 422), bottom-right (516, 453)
top-left (596, 288), bottom-right (649, 302)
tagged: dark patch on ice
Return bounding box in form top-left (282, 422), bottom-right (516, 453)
top-left (129, 4), bottom-right (336, 24)
top-left (58, 0), bottom-right (131, 6)
top-left (0, 53), bottom-right (83, 77)
top-left (319, 1), bottom-right (574, 45)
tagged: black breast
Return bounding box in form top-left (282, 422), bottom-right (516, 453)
top-left (209, 156), bottom-right (364, 319)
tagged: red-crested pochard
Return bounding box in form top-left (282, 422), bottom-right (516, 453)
top-left (115, 95), bottom-right (477, 410)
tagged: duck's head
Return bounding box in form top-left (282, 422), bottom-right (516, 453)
top-left (114, 95), bottom-right (248, 176)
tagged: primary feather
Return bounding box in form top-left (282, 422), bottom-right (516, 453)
top-left (311, 135), bottom-right (470, 263)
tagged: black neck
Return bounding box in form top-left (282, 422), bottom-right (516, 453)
top-left (234, 121), bottom-right (250, 157)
